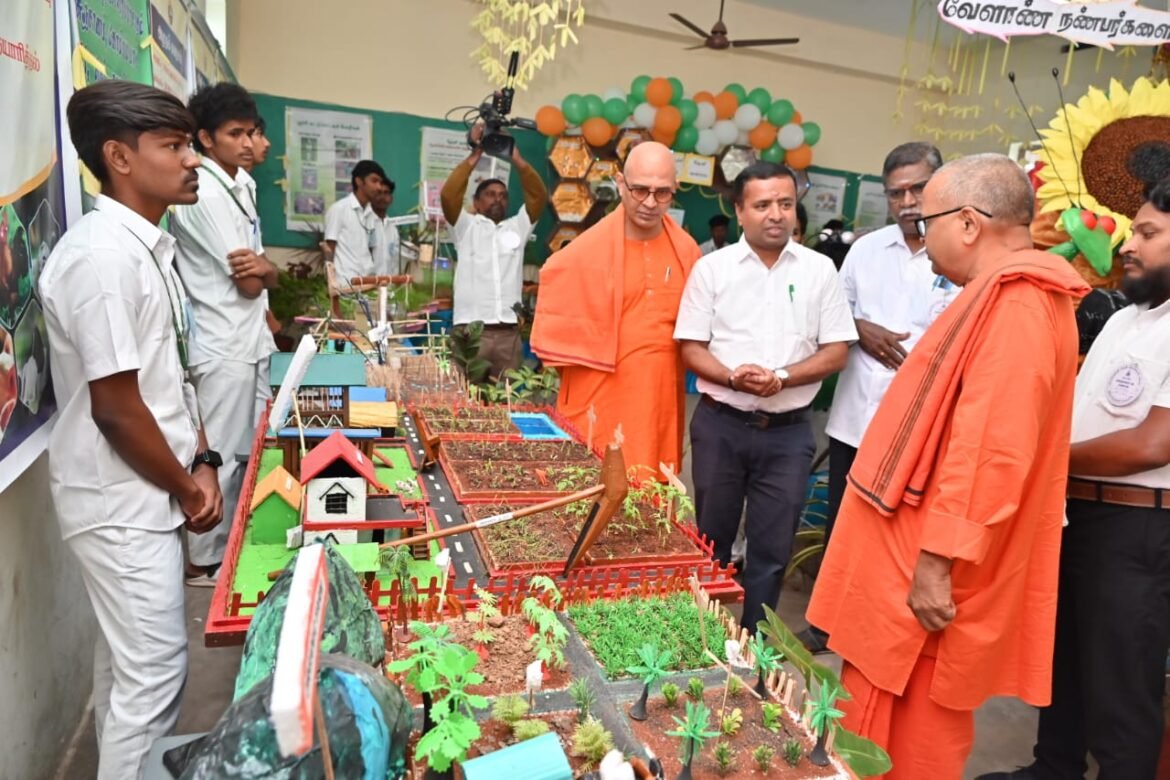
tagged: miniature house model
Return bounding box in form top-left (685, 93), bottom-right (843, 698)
top-left (249, 465), bottom-right (303, 545)
top-left (299, 430), bottom-right (386, 526)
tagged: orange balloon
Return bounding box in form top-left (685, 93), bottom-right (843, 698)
top-left (693, 90), bottom-right (715, 104)
top-left (785, 144), bottom-right (813, 169)
top-left (790, 111), bottom-right (803, 125)
top-left (650, 127), bottom-right (677, 147)
top-left (646, 77), bottom-right (673, 108)
top-left (713, 90), bottom-right (738, 120)
top-left (748, 121), bottom-right (778, 150)
top-left (535, 105), bottom-right (567, 136)
top-left (582, 117), bottom-right (614, 147)
top-left (654, 105), bottom-right (683, 134)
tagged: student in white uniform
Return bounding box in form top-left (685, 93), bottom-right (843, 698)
top-left (371, 176), bottom-right (401, 276)
top-left (801, 143), bottom-right (955, 652)
top-left (40, 80), bottom-right (223, 780)
top-left (324, 159), bottom-right (387, 285)
top-left (171, 83), bottom-right (277, 583)
top-left (698, 213), bottom-right (730, 255)
top-left (440, 123), bottom-right (547, 379)
top-left (980, 178), bottom-right (1170, 780)
top-left (242, 114), bottom-right (280, 425)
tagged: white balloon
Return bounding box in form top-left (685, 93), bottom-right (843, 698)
top-left (564, 125), bottom-right (583, 136)
top-left (736, 130), bottom-right (750, 146)
top-left (633, 102), bottom-right (657, 129)
top-left (778, 122), bottom-right (806, 150)
top-left (714, 120), bottom-right (739, 146)
top-left (734, 103), bottom-right (762, 131)
top-left (695, 129), bottom-right (719, 156)
top-left (602, 87), bottom-right (626, 102)
top-left (694, 102), bottom-right (717, 130)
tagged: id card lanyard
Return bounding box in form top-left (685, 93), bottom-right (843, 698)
top-left (202, 163), bottom-right (262, 252)
top-left (122, 226), bottom-right (189, 371)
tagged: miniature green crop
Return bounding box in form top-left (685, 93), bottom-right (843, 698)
top-left (410, 644), bottom-right (489, 772)
top-left (523, 577), bottom-right (568, 670)
top-left (472, 587), bottom-right (499, 646)
top-left (727, 674), bottom-right (745, 698)
top-left (686, 677), bottom-right (705, 701)
top-left (713, 741), bottom-right (735, 774)
top-left (571, 718), bottom-right (615, 768)
top-left (753, 744), bottom-right (775, 772)
top-left (784, 739), bottom-right (803, 767)
top-left (661, 681), bottom-right (680, 708)
top-left (514, 719), bottom-right (551, 742)
top-left (569, 678), bottom-right (596, 723)
top-left (761, 702), bottom-right (785, 733)
top-left (721, 707), bottom-right (743, 736)
top-left (491, 694), bottom-right (529, 728)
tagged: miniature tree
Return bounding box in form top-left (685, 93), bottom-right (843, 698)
top-left (571, 718), bottom-right (615, 769)
top-left (661, 682), bottom-right (680, 708)
top-left (472, 587), bottom-right (499, 656)
top-left (748, 632), bottom-right (783, 697)
top-left (522, 578), bottom-right (568, 671)
top-left (807, 681), bottom-right (846, 767)
top-left (381, 545), bottom-right (416, 644)
top-left (753, 744), bottom-right (775, 772)
top-left (413, 644), bottom-right (489, 776)
top-left (665, 700), bottom-right (720, 780)
top-left (626, 643), bottom-right (673, 721)
top-left (713, 741), bottom-right (735, 775)
top-left (569, 678), bottom-right (596, 723)
top-left (386, 621), bottom-right (453, 733)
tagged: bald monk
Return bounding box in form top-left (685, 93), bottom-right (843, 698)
top-left (806, 154), bottom-right (1090, 777)
top-left (531, 142), bottom-right (701, 475)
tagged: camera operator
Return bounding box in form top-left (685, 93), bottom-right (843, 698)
top-left (440, 121), bottom-right (547, 379)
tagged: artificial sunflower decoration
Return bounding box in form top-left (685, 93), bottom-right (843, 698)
top-left (1036, 77), bottom-right (1170, 264)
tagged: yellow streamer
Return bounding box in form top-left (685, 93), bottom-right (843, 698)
top-left (1063, 43), bottom-right (1075, 87)
top-left (1000, 37), bottom-right (1012, 77)
top-left (978, 38), bottom-right (991, 95)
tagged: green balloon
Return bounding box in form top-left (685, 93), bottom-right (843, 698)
top-left (627, 94), bottom-right (639, 113)
top-left (675, 126), bottom-right (699, 153)
top-left (562, 93), bottom-right (586, 125)
top-left (678, 98), bottom-right (698, 126)
top-left (631, 75), bottom-right (651, 102)
top-left (603, 97), bottom-right (629, 125)
top-left (767, 99), bottom-right (795, 127)
top-left (583, 93), bottom-right (604, 119)
top-left (747, 87), bottom-right (772, 112)
top-left (761, 143), bottom-right (784, 163)
top-left (669, 77), bottom-right (684, 105)
top-left (724, 83), bottom-right (747, 102)
top-left (802, 121), bottom-right (822, 147)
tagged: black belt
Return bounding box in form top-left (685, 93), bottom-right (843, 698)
top-left (700, 394), bottom-right (810, 430)
top-left (1067, 478), bottom-right (1167, 510)
top-left (480, 322), bottom-right (518, 331)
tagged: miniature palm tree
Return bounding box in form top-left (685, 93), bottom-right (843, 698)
top-left (626, 643), bottom-right (673, 721)
top-left (748, 632), bottom-right (783, 697)
top-left (380, 544), bottom-right (416, 644)
top-left (665, 700), bottom-right (720, 780)
top-left (807, 681), bottom-right (846, 767)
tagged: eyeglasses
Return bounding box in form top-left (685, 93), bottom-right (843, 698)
top-left (625, 183), bottom-right (676, 204)
top-left (884, 181), bottom-right (929, 201)
top-left (915, 205), bottom-right (993, 239)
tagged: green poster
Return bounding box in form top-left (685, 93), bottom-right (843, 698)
top-left (72, 0), bottom-right (153, 85)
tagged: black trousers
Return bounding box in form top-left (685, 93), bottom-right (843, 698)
top-left (825, 436), bottom-right (858, 549)
top-left (1033, 499), bottom-right (1170, 780)
top-left (691, 400), bottom-right (815, 633)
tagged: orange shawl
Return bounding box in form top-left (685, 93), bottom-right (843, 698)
top-left (531, 205), bottom-right (700, 371)
top-left (849, 249), bottom-right (1090, 516)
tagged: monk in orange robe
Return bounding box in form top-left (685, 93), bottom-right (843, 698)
top-left (806, 154), bottom-right (1090, 777)
top-left (531, 142), bottom-right (701, 476)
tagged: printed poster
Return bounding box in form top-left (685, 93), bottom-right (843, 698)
top-left (191, 16), bottom-right (217, 92)
top-left (419, 127), bottom-right (510, 221)
top-left (147, 0), bottom-right (189, 98)
top-left (853, 179), bottom-right (891, 231)
top-left (285, 107), bottom-right (373, 232)
top-left (804, 170), bottom-right (849, 235)
top-left (70, 0), bottom-right (152, 86)
top-left (0, 0), bottom-right (64, 491)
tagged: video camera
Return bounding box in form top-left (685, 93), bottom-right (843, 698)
top-left (469, 51), bottom-right (536, 161)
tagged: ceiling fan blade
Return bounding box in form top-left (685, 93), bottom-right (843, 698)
top-left (685, 43), bottom-right (710, 50)
top-left (731, 37), bottom-right (801, 47)
top-left (668, 12), bottom-right (711, 39)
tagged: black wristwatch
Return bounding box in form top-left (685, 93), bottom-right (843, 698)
top-left (192, 450), bottom-right (223, 470)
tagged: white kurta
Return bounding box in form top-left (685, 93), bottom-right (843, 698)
top-left (451, 207), bottom-right (533, 326)
top-left (39, 194), bottom-right (194, 779)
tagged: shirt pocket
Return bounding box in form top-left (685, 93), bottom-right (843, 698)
top-left (1096, 355), bottom-right (1170, 423)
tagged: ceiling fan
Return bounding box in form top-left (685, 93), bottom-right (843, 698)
top-left (669, 0), bottom-right (800, 50)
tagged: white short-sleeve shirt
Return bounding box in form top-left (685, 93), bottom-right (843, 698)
top-left (1070, 299), bottom-right (1170, 489)
top-left (372, 214), bottom-right (401, 277)
top-left (451, 207), bottom-right (534, 326)
top-left (825, 225), bottom-right (960, 447)
top-left (170, 157), bottom-right (269, 366)
top-left (674, 235), bottom-right (858, 413)
top-left (39, 195), bottom-right (199, 539)
top-left (239, 167), bottom-right (277, 358)
top-left (324, 192), bottom-right (376, 284)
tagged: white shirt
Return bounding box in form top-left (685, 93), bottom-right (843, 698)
top-left (674, 235), bottom-right (858, 413)
top-left (699, 238), bottom-right (725, 255)
top-left (239, 167), bottom-right (278, 358)
top-left (825, 225), bottom-right (960, 447)
top-left (324, 192), bottom-right (377, 284)
top-left (452, 207), bottom-right (534, 325)
top-left (372, 214), bottom-right (401, 277)
top-left (40, 195), bottom-right (199, 539)
top-left (1070, 298), bottom-right (1170, 489)
top-left (170, 157), bottom-right (269, 365)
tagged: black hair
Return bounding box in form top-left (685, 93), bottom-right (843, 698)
top-left (255, 115), bottom-right (267, 134)
top-left (67, 80), bottom-right (195, 185)
top-left (732, 162), bottom-right (798, 206)
top-left (882, 142), bottom-right (943, 181)
top-left (186, 82), bottom-right (258, 153)
top-left (382, 177), bottom-right (397, 195)
top-left (351, 159), bottom-right (387, 190)
top-left (796, 202), bottom-right (808, 236)
top-left (474, 178), bottom-right (507, 200)
top-left (708, 214), bottom-right (730, 228)
top-left (1146, 176), bottom-right (1170, 212)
